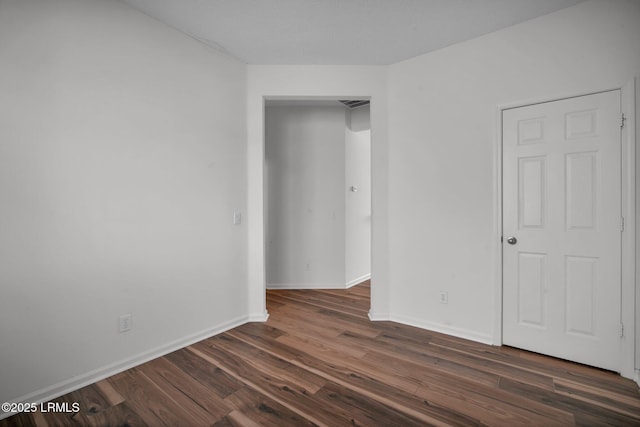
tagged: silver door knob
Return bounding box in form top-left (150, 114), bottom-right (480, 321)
top-left (506, 236), bottom-right (517, 245)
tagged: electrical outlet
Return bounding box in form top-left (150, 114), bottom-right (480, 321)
top-left (119, 314), bottom-right (132, 332)
top-left (439, 291), bottom-right (448, 304)
top-left (233, 211), bottom-right (242, 225)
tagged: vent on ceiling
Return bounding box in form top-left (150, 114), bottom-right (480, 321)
top-left (339, 99), bottom-right (370, 109)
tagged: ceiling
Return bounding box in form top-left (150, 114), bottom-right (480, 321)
top-left (118, 0), bottom-right (586, 65)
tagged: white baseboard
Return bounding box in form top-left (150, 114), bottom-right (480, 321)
top-left (267, 282), bottom-right (346, 290)
top-left (1, 315), bottom-right (249, 421)
top-left (267, 276), bottom-right (371, 290)
top-left (248, 311), bottom-right (269, 322)
top-left (346, 274), bottom-right (371, 288)
top-left (368, 310), bottom-right (390, 321)
top-left (384, 314), bottom-right (494, 345)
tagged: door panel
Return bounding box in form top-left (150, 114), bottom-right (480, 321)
top-left (566, 152), bottom-right (597, 230)
top-left (503, 90), bottom-right (621, 371)
top-left (517, 252), bottom-right (546, 327)
top-left (518, 156), bottom-right (546, 228)
top-left (565, 255), bottom-right (597, 336)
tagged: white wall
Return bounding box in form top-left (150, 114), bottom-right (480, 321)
top-left (0, 0), bottom-right (248, 407)
top-left (345, 107), bottom-right (372, 286)
top-left (247, 66), bottom-right (389, 320)
top-left (386, 0), bottom-right (640, 374)
top-left (265, 105), bottom-right (346, 288)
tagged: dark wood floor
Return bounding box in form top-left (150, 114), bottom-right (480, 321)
top-left (3, 281), bottom-right (640, 426)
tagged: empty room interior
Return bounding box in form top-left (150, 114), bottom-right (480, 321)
top-left (1, 0), bottom-right (640, 425)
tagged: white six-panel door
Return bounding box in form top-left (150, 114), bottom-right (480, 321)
top-left (502, 90), bottom-right (622, 371)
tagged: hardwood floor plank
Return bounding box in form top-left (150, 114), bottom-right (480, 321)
top-left (70, 402), bottom-right (147, 427)
top-left (362, 346), bottom-right (502, 389)
top-left (225, 324), bottom-right (306, 362)
top-left (275, 288), bottom-right (368, 308)
top-left (554, 377), bottom-right (640, 409)
top-left (31, 411), bottom-right (50, 427)
top-left (210, 414), bottom-right (237, 427)
top-left (187, 345), bottom-right (347, 426)
top-left (220, 410), bottom-right (262, 427)
top-left (269, 296), bottom-right (381, 338)
top-left (223, 387), bottom-right (315, 427)
top-left (266, 314), bottom-right (344, 340)
top-left (3, 283), bottom-right (639, 427)
top-left (230, 321), bottom-right (484, 426)
top-left (0, 413), bottom-right (34, 427)
top-left (38, 389), bottom-right (92, 426)
top-left (136, 357), bottom-right (230, 421)
top-left (275, 329), bottom-right (369, 359)
top-left (511, 350), bottom-right (640, 399)
top-left (518, 349), bottom-right (640, 391)
top-left (203, 334), bottom-right (328, 393)
top-left (345, 281), bottom-right (371, 297)
top-left (414, 380), bottom-right (574, 426)
top-left (428, 335), bottom-right (609, 392)
top-left (276, 333), bottom-right (423, 393)
top-left (499, 377), bottom-right (640, 426)
top-left (94, 379), bottom-right (125, 407)
top-left (68, 383), bottom-right (117, 418)
top-left (164, 348), bottom-right (243, 399)
top-left (107, 369), bottom-right (199, 426)
top-left (342, 330), bottom-right (555, 391)
top-left (553, 380), bottom-right (640, 418)
top-left (313, 382), bottom-right (433, 427)
top-left (268, 292), bottom-right (367, 319)
top-left (233, 322), bottom-right (287, 340)
top-left (374, 322), bottom-right (436, 346)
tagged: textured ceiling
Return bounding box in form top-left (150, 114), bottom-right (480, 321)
top-left (119, 0), bottom-right (586, 65)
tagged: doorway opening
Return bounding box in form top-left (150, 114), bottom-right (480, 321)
top-left (264, 99), bottom-right (372, 291)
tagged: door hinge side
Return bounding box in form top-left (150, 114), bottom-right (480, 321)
top-left (620, 322), bottom-right (624, 338)
top-left (621, 112), bottom-right (626, 129)
top-left (621, 216), bottom-right (625, 232)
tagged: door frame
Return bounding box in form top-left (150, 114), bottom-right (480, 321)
top-left (263, 98), bottom-right (373, 290)
top-left (493, 79), bottom-right (636, 380)
top-left (248, 94), bottom-right (375, 321)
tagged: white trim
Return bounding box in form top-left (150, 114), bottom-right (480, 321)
top-left (492, 104), bottom-right (504, 346)
top-left (260, 95), bottom-right (375, 311)
top-left (267, 282), bottom-right (348, 290)
top-left (346, 273), bottom-right (371, 288)
top-left (0, 315), bottom-right (249, 421)
top-left (388, 314), bottom-right (494, 345)
top-left (247, 95), bottom-right (268, 324)
top-left (620, 78), bottom-right (636, 379)
top-left (367, 311), bottom-right (493, 345)
top-left (494, 79), bottom-right (637, 379)
top-left (247, 311), bottom-right (270, 322)
top-left (368, 310), bottom-right (390, 321)
top-left (498, 86), bottom-right (631, 111)
top-left (267, 274), bottom-right (371, 290)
